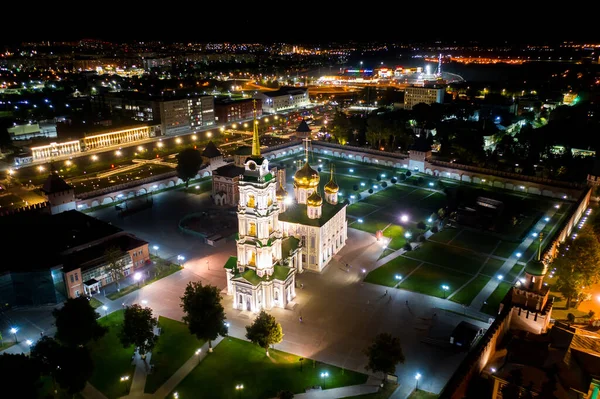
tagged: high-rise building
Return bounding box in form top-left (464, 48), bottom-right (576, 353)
top-left (92, 93), bottom-right (215, 136)
top-left (403, 85), bottom-right (445, 109)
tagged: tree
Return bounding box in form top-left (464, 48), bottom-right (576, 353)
top-left (368, 188), bottom-right (374, 194)
top-left (53, 296), bottom-right (107, 347)
top-left (391, 177), bottom-right (397, 184)
top-left (120, 304), bottom-right (158, 360)
top-left (180, 281), bottom-right (228, 352)
top-left (0, 353), bottom-right (42, 399)
top-left (245, 311), bottom-right (284, 356)
top-left (501, 369), bottom-right (524, 399)
top-left (364, 333), bottom-right (405, 379)
top-left (55, 346), bottom-right (94, 396)
top-left (176, 148), bottom-right (203, 188)
top-left (353, 185), bottom-right (359, 192)
top-left (417, 221), bottom-right (426, 230)
top-left (30, 336), bottom-right (61, 393)
top-left (277, 390), bottom-right (294, 399)
top-left (105, 246), bottom-right (126, 290)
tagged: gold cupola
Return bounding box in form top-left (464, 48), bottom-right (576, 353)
top-left (293, 161), bottom-right (320, 189)
top-left (276, 181), bottom-right (288, 200)
top-left (324, 167), bottom-right (339, 194)
top-left (307, 190), bottom-right (323, 207)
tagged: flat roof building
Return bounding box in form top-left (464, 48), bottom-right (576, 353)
top-left (403, 85), bottom-right (445, 110)
top-left (254, 87), bottom-right (310, 114)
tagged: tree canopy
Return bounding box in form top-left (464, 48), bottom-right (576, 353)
top-left (120, 304), bottom-right (158, 359)
top-left (176, 148), bottom-right (203, 187)
top-left (53, 296), bottom-right (107, 347)
top-left (364, 333), bottom-right (405, 377)
top-left (180, 281), bottom-right (228, 351)
top-left (245, 310), bottom-right (284, 356)
top-left (0, 353), bottom-right (42, 399)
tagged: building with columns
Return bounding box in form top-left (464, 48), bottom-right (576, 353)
top-left (224, 105), bottom-right (299, 313)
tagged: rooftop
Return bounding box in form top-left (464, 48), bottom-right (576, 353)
top-left (279, 201), bottom-right (346, 227)
top-left (235, 265), bottom-right (294, 286)
top-left (282, 236), bottom-right (300, 258)
top-left (0, 210), bottom-right (122, 272)
top-left (214, 163), bottom-right (245, 178)
top-left (202, 141), bottom-right (222, 158)
top-left (296, 120), bottom-right (311, 133)
top-left (63, 233), bottom-right (148, 273)
top-left (41, 173), bottom-right (72, 194)
top-left (233, 146), bottom-right (252, 156)
top-left (259, 86), bottom-right (308, 98)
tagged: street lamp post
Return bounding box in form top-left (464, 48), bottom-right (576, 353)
top-left (153, 245), bottom-right (159, 256)
top-left (102, 305), bottom-right (108, 317)
top-left (134, 272), bottom-right (142, 287)
top-left (10, 327), bottom-right (18, 343)
top-left (177, 255), bottom-right (185, 266)
top-left (415, 372), bottom-right (421, 391)
top-left (320, 371), bottom-right (329, 389)
top-left (120, 376), bottom-right (130, 394)
top-left (441, 285), bottom-right (450, 299)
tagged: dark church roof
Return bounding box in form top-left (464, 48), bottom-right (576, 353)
top-left (41, 174), bottom-right (72, 194)
top-left (202, 141), bottom-right (222, 158)
top-left (296, 120), bottom-right (311, 133)
top-left (214, 163), bottom-right (245, 178)
top-left (234, 146), bottom-right (252, 156)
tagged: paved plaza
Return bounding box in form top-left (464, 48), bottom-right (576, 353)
top-left (1, 186), bottom-right (489, 398)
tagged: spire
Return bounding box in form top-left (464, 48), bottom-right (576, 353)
top-left (329, 163), bottom-right (334, 182)
top-left (252, 99), bottom-right (260, 157)
top-left (537, 232), bottom-right (544, 261)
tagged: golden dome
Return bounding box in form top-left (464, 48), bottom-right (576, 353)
top-left (294, 162), bottom-right (320, 189)
top-left (276, 182), bottom-right (288, 200)
top-left (307, 190), bottom-right (323, 207)
top-left (324, 178), bottom-right (339, 194)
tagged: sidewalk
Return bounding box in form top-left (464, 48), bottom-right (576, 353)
top-left (291, 376), bottom-right (380, 398)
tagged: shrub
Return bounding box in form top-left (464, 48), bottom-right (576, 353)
top-left (431, 226), bottom-right (439, 233)
top-left (399, 173), bottom-right (406, 181)
top-left (418, 235), bottom-right (426, 242)
top-left (317, 167), bottom-right (322, 172)
top-left (391, 177), bottom-right (397, 184)
top-left (376, 175), bottom-right (382, 181)
top-left (417, 221), bottom-right (426, 230)
top-left (353, 185), bottom-right (359, 192)
top-left (368, 188), bottom-right (374, 194)
top-left (413, 179), bottom-right (420, 186)
top-left (381, 182), bottom-right (388, 188)
top-left (403, 243), bottom-right (412, 251)
top-left (406, 171), bottom-right (412, 177)
top-left (567, 313), bottom-right (575, 323)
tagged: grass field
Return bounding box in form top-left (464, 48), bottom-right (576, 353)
top-left (173, 337), bottom-right (368, 398)
top-left (145, 316), bottom-right (205, 393)
top-left (449, 276), bottom-right (491, 306)
top-left (364, 257), bottom-right (422, 287)
top-left (480, 282), bottom-right (513, 315)
top-left (89, 310), bottom-right (136, 399)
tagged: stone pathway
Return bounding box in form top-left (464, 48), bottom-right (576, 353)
top-left (290, 376), bottom-right (381, 398)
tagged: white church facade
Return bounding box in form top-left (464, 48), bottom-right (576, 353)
top-left (223, 103), bottom-right (347, 313)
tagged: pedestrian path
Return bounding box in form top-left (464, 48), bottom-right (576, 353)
top-left (469, 206), bottom-right (559, 311)
top-left (284, 376), bottom-right (381, 398)
top-left (130, 352), bottom-right (152, 396)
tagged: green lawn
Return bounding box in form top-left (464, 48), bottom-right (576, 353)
top-left (404, 242), bottom-right (487, 275)
top-left (0, 194), bottom-right (26, 209)
top-left (398, 262), bottom-right (473, 298)
top-left (378, 248), bottom-right (396, 260)
top-left (351, 215), bottom-right (390, 234)
top-left (89, 310), bottom-right (136, 399)
top-left (173, 337), bottom-right (368, 398)
top-left (383, 225), bottom-right (407, 250)
top-left (504, 263), bottom-right (525, 283)
top-left (450, 275), bottom-right (491, 306)
top-left (347, 202), bottom-right (380, 218)
top-left (479, 258), bottom-right (505, 277)
top-left (449, 230), bottom-right (500, 254)
top-left (107, 262), bottom-right (182, 300)
top-left (145, 316), bottom-right (205, 393)
top-left (493, 241), bottom-right (520, 259)
top-left (429, 228), bottom-right (461, 244)
top-left (480, 282), bottom-right (513, 315)
top-left (88, 296), bottom-right (104, 309)
top-left (365, 257), bottom-right (422, 287)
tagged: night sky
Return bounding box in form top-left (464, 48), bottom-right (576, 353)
top-left (2, 4), bottom-right (597, 44)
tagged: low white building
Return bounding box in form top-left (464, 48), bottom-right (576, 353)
top-left (254, 87), bottom-right (310, 114)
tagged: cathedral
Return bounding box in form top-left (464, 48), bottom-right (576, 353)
top-left (224, 103), bottom-right (347, 313)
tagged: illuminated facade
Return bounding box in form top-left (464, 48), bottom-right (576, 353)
top-left (254, 86), bottom-right (310, 114)
top-left (224, 102), bottom-right (299, 312)
top-left (403, 86), bottom-right (445, 109)
top-left (29, 125), bottom-right (159, 162)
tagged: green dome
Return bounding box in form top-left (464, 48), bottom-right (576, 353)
top-left (525, 260), bottom-right (547, 276)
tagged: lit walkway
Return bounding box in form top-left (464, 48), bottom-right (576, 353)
top-left (469, 205), bottom-right (560, 311)
top-left (289, 376), bottom-right (381, 398)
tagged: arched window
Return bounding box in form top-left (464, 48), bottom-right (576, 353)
top-left (247, 194), bottom-right (256, 208)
